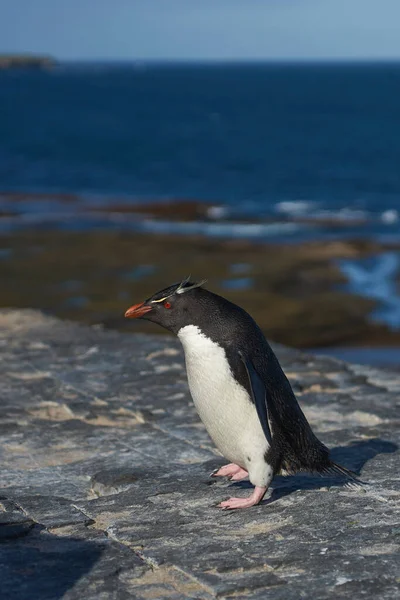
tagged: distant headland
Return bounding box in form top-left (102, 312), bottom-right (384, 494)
top-left (0, 54), bottom-right (57, 70)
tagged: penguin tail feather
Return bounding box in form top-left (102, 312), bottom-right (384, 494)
top-left (324, 462), bottom-right (367, 486)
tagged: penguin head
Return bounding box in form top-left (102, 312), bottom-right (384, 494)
top-left (124, 278), bottom-right (207, 334)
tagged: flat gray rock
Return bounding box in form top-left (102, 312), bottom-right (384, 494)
top-left (0, 309), bottom-right (399, 599)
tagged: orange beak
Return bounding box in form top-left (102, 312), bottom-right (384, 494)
top-left (124, 302), bottom-right (153, 319)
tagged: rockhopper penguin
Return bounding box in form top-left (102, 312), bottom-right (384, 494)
top-left (125, 278), bottom-right (357, 510)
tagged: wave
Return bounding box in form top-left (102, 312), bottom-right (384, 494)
top-left (275, 200), bottom-right (399, 226)
top-left (275, 200), bottom-right (318, 215)
top-left (0, 192), bottom-right (399, 242)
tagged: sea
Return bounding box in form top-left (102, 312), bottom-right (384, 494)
top-left (1, 62), bottom-right (400, 365)
top-left (1, 62), bottom-right (400, 236)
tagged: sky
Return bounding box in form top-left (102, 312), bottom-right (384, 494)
top-left (1, 0), bottom-right (400, 61)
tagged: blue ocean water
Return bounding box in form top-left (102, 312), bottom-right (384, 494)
top-left (0, 62), bottom-right (400, 241)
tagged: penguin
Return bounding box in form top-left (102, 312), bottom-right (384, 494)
top-left (125, 277), bottom-right (357, 510)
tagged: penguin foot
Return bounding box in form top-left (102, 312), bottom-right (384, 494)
top-left (229, 468), bottom-right (249, 481)
top-left (211, 463), bottom-right (244, 478)
top-left (218, 486), bottom-right (267, 510)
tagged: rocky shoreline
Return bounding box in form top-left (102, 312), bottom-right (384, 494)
top-left (0, 309), bottom-right (399, 599)
top-left (1, 192), bottom-right (400, 351)
top-left (1, 228), bottom-right (400, 349)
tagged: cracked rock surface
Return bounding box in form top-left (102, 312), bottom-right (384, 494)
top-left (0, 309), bottom-right (399, 599)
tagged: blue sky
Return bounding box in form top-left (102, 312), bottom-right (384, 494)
top-left (2, 0), bottom-right (400, 61)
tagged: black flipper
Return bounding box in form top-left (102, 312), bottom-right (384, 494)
top-left (239, 351), bottom-right (272, 446)
top-left (239, 350), bottom-right (364, 484)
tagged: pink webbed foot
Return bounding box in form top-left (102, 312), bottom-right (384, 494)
top-left (211, 463), bottom-right (245, 478)
top-left (218, 486), bottom-right (267, 510)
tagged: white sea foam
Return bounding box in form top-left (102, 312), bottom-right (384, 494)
top-left (381, 209), bottom-right (399, 224)
top-left (138, 219), bottom-right (304, 239)
top-left (275, 201), bottom-right (370, 223)
top-left (275, 200), bottom-right (316, 215)
top-left (206, 205), bottom-right (228, 219)
top-left (277, 203), bottom-right (399, 227)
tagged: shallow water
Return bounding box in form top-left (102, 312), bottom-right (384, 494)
top-left (311, 347), bottom-right (400, 369)
top-left (338, 252), bottom-right (400, 330)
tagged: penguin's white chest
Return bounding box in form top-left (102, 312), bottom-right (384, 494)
top-left (177, 325), bottom-right (269, 468)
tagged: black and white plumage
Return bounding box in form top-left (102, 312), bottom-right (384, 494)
top-left (125, 278), bottom-right (357, 509)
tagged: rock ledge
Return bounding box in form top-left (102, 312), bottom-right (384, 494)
top-left (0, 310), bottom-right (399, 599)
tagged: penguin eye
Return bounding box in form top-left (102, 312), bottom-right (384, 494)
top-left (164, 301), bottom-right (172, 309)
